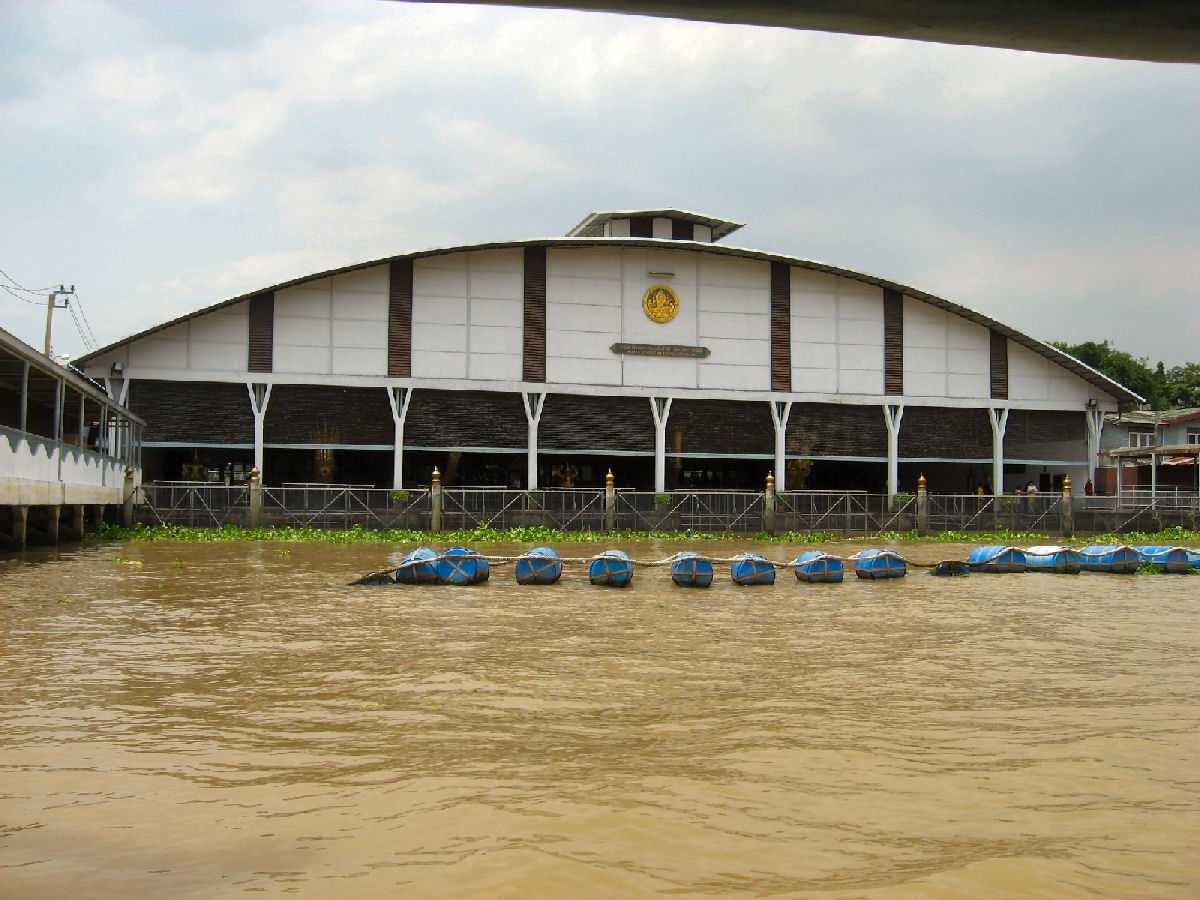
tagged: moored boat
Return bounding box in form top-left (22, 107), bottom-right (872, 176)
top-left (792, 551), bottom-right (843, 583)
top-left (671, 551), bottom-right (713, 588)
top-left (1188, 549), bottom-right (1200, 570)
top-left (1079, 545), bottom-right (1139, 574)
top-left (968, 545), bottom-right (1027, 573)
top-left (515, 546), bottom-right (563, 585)
top-left (1134, 545), bottom-right (1192, 573)
top-left (930, 560), bottom-right (970, 577)
top-left (589, 549), bottom-right (634, 587)
top-left (853, 549), bottom-right (907, 579)
top-left (730, 552), bottom-right (775, 586)
top-left (1024, 545), bottom-right (1082, 574)
top-left (434, 546), bottom-right (490, 585)
top-left (395, 546), bottom-right (439, 584)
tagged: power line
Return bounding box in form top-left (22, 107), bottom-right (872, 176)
top-left (67, 301), bottom-right (96, 351)
top-left (73, 293), bottom-right (102, 348)
top-left (0, 267), bottom-right (56, 294)
top-left (1, 283), bottom-right (41, 305)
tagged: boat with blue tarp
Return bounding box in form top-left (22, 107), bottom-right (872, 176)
top-left (515, 546), bottom-right (563, 585)
top-left (671, 551), bottom-right (713, 588)
top-left (1134, 545), bottom-right (1192, 573)
top-left (730, 552), bottom-right (775, 586)
top-left (792, 551), bottom-right (843, 583)
top-left (1079, 545), bottom-right (1138, 573)
top-left (1189, 550), bottom-right (1200, 569)
top-left (590, 550), bottom-right (634, 587)
top-left (434, 547), bottom-right (490, 585)
top-left (1024, 546), bottom-right (1082, 573)
top-left (853, 549), bottom-right (906, 579)
top-left (395, 546), bottom-right (439, 584)
top-left (968, 546), bottom-right (1027, 573)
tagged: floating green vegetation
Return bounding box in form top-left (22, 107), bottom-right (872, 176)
top-left (95, 522), bottom-right (1200, 547)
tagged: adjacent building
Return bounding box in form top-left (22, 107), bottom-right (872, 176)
top-left (75, 208), bottom-right (1139, 496)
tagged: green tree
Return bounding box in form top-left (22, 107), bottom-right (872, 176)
top-left (1052, 340), bottom-right (1167, 407)
top-left (1162, 363), bottom-right (1200, 408)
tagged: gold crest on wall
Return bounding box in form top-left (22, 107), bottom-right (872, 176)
top-left (642, 284), bottom-right (680, 324)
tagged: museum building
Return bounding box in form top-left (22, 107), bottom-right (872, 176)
top-left (76, 209), bottom-right (1138, 496)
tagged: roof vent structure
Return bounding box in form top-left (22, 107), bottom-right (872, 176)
top-left (566, 209), bottom-right (743, 243)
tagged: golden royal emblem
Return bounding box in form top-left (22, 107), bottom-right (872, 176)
top-left (642, 284), bottom-right (680, 324)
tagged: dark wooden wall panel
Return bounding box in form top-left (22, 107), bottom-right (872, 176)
top-left (883, 288), bottom-right (903, 395)
top-left (540, 395), bottom-right (654, 453)
top-left (132, 380), bottom-right (253, 444)
top-left (388, 259), bottom-right (413, 378)
top-left (404, 390), bottom-right (527, 449)
top-left (770, 262), bottom-right (791, 392)
top-left (671, 218), bottom-right (692, 240)
top-left (990, 330), bottom-right (1008, 399)
top-left (264, 386), bottom-right (393, 445)
top-left (247, 293), bottom-right (274, 373)
top-left (671, 399), bottom-right (774, 456)
top-left (523, 247), bottom-right (547, 382)
top-left (898, 407), bottom-right (992, 458)
top-left (1003, 410), bottom-right (1085, 457)
top-left (628, 216), bottom-right (653, 238)
top-left (785, 403), bottom-right (888, 457)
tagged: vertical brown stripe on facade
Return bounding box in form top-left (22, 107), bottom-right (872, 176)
top-left (770, 262), bottom-right (791, 392)
top-left (247, 292), bottom-right (274, 373)
top-left (989, 329), bottom-right (1009, 399)
top-left (629, 216), bottom-right (653, 238)
top-left (671, 218), bottom-right (692, 240)
top-left (523, 246), bottom-right (547, 382)
top-left (883, 288), bottom-right (904, 395)
top-left (387, 259), bottom-right (413, 378)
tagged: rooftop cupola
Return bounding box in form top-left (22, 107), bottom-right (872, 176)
top-left (566, 209), bottom-right (743, 243)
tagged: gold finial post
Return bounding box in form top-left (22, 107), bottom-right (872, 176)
top-left (1062, 474), bottom-right (1072, 497)
top-left (605, 468), bottom-right (614, 490)
top-left (431, 466), bottom-right (441, 486)
top-left (917, 472), bottom-right (926, 491)
top-left (765, 471), bottom-right (775, 492)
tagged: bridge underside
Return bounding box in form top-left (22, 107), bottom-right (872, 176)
top-left (417, 0), bottom-right (1200, 63)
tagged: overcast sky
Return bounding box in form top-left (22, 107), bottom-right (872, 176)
top-left (2, 0), bottom-right (1198, 365)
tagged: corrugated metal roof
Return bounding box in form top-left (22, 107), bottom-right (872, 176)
top-left (566, 210), bottom-right (744, 240)
top-left (1106, 407), bottom-right (1200, 426)
top-left (76, 236), bottom-right (1143, 405)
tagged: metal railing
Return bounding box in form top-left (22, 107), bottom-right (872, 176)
top-left (925, 493), bottom-right (1062, 533)
top-left (775, 491), bottom-right (913, 534)
top-left (440, 489), bottom-right (607, 531)
top-left (260, 486), bottom-right (431, 529)
top-left (138, 483), bottom-right (250, 527)
top-left (614, 491), bottom-right (765, 532)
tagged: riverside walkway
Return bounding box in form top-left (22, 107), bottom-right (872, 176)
top-left (1, 327), bottom-right (143, 549)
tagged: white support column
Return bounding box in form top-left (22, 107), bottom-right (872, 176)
top-left (246, 382), bottom-right (272, 478)
top-left (386, 386), bottom-right (414, 490)
top-left (19, 361), bottom-right (29, 432)
top-left (522, 391), bottom-right (547, 490)
top-left (882, 402), bottom-right (905, 502)
top-left (769, 400), bottom-right (793, 493)
top-left (649, 396), bottom-right (673, 494)
top-left (1151, 449), bottom-right (1158, 502)
top-left (1085, 407), bottom-right (1103, 487)
top-left (988, 406), bottom-right (1009, 496)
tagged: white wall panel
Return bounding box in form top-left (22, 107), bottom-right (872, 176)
top-left (693, 224), bottom-right (712, 242)
top-left (792, 368), bottom-right (838, 392)
top-left (332, 319), bottom-right (386, 349)
top-left (472, 297), bottom-right (523, 328)
top-left (547, 329), bottom-right (615, 359)
top-left (412, 350), bottom-right (466, 379)
top-left (275, 316), bottom-right (330, 346)
top-left (546, 356), bottom-right (621, 385)
top-left (698, 364), bottom-right (768, 390)
top-left (623, 356), bottom-right (695, 389)
top-left (548, 303), bottom-right (615, 333)
top-left (194, 342), bottom-right (244, 371)
top-left (412, 322), bottom-right (466, 353)
top-left (190, 307), bottom-right (247, 343)
top-left (700, 311), bottom-right (769, 336)
top-left (469, 353), bottom-right (521, 381)
top-left (276, 286), bottom-right (331, 319)
top-left (130, 337), bottom-right (186, 369)
top-left (470, 324), bottom-right (522, 356)
top-left (839, 370), bottom-right (884, 394)
top-left (331, 265), bottom-right (387, 294)
top-left (332, 347), bottom-right (387, 376)
top-left (412, 296), bottom-right (466, 325)
top-left (652, 217), bottom-right (672, 239)
top-left (276, 345), bottom-right (330, 374)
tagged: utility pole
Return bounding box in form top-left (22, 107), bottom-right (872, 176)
top-left (43, 284), bottom-right (75, 357)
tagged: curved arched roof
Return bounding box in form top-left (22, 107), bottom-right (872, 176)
top-left (77, 237), bottom-right (1142, 404)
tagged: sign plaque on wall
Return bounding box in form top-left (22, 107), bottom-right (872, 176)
top-left (610, 343), bottom-right (711, 359)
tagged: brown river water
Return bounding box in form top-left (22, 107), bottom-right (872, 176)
top-left (1, 539), bottom-right (1197, 899)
